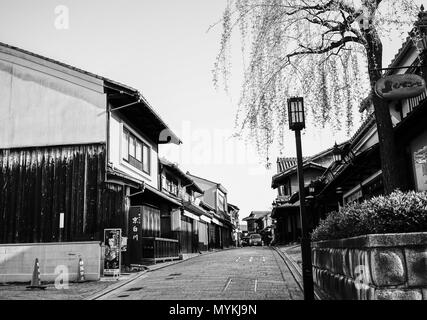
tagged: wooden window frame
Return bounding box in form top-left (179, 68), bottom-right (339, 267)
top-left (122, 127), bottom-right (151, 175)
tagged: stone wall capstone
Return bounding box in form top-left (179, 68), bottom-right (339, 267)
top-left (312, 232), bottom-right (427, 300)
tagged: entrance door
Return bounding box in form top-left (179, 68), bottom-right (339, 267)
top-left (128, 205), bottom-right (161, 264)
top-left (180, 215), bottom-right (193, 253)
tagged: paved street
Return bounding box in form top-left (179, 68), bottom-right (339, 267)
top-left (98, 247), bottom-right (303, 300)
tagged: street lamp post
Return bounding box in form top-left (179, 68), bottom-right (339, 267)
top-left (287, 97), bottom-right (314, 301)
top-left (332, 142), bottom-right (343, 164)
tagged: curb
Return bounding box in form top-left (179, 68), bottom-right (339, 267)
top-left (273, 245), bottom-right (326, 300)
top-left (86, 247), bottom-right (238, 300)
top-left (84, 270), bottom-right (149, 300)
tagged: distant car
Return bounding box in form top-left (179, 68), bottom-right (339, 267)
top-left (248, 233), bottom-right (263, 246)
top-left (241, 237), bottom-right (250, 247)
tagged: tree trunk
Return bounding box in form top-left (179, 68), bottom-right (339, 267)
top-left (371, 94), bottom-right (408, 193)
top-left (365, 28), bottom-right (409, 194)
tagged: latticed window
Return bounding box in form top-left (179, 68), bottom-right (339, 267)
top-left (122, 127), bottom-right (151, 174)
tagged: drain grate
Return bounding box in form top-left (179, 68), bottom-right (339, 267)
top-left (126, 287), bottom-right (144, 292)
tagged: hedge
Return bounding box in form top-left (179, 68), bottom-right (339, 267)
top-left (311, 190), bottom-right (427, 242)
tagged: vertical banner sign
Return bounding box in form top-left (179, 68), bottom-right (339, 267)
top-left (103, 229), bottom-right (121, 276)
top-left (129, 207), bottom-right (143, 264)
top-left (59, 213), bottom-right (64, 229)
top-left (59, 212), bottom-right (65, 242)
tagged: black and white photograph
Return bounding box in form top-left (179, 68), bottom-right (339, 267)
top-left (0, 0), bottom-right (426, 315)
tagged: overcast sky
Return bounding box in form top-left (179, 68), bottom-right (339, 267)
top-left (0, 1), bottom-right (414, 220)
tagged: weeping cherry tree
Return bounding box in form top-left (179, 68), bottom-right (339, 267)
top-left (213, 0), bottom-right (422, 194)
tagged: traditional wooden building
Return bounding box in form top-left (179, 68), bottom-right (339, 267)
top-left (315, 9), bottom-right (427, 209)
top-left (187, 173), bottom-right (234, 249)
top-left (275, 9), bottom-right (427, 242)
top-left (271, 146), bottom-right (341, 244)
top-left (242, 211), bottom-right (270, 233)
top-left (158, 158), bottom-right (211, 254)
top-left (227, 203), bottom-right (240, 246)
top-left (0, 42), bottom-right (183, 266)
top-left (242, 211), bottom-right (272, 244)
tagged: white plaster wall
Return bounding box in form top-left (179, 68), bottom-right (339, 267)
top-left (108, 114), bottom-right (159, 189)
top-left (0, 51), bottom-right (106, 148)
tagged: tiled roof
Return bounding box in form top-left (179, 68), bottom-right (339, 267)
top-left (159, 158), bottom-right (203, 194)
top-left (275, 140), bottom-right (347, 175)
top-left (348, 112), bottom-right (376, 147)
top-left (276, 157), bottom-right (310, 172)
top-left (186, 173), bottom-right (228, 194)
top-left (0, 41), bottom-right (182, 144)
top-left (272, 161), bottom-right (327, 188)
top-left (272, 139), bottom-right (350, 188)
top-left (386, 9), bottom-right (427, 72)
top-left (243, 211), bottom-right (271, 221)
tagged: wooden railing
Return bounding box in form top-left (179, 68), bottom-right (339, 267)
top-left (404, 89), bottom-right (427, 113)
top-left (141, 237), bottom-right (180, 264)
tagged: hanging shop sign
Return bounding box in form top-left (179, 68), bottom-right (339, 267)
top-left (375, 74), bottom-right (426, 100)
top-left (103, 228), bottom-right (121, 277)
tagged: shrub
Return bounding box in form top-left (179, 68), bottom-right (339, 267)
top-left (311, 190), bottom-right (427, 241)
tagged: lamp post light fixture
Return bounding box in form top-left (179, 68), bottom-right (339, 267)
top-left (287, 97), bottom-right (314, 301)
top-left (288, 97), bottom-right (305, 131)
top-left (309, 183), bottom-right (315, 195)
top-left (332, 142), bottom-right (343, 164)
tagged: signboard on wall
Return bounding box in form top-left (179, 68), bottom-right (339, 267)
top-left (129, 207), bottom-right (143, 265)
top-left (103, 229), bottom-right (121, 276)
top-left (375, 74), bottom-right (426, 100)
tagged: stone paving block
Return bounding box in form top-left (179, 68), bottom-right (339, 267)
top-left (318, 249), bottom-right (329, 270)
top-left (313, 268), bottom-right (320, 287)
top-left (342, 249), bottom-right (351, 278)
top-left (311, 248), bottom-right (317, 267)
top-left (355, 282), bottom-right (375, 300)
top-left (329, 249), bottom-right (337, 274)
top-left (334, 275), bottom-right (345, 300)
top-left (375, 289), bottom-right (422, 300)
top-left (331, 249), bottom-right (346, 276)
top-left (404, 248), bottom-right (427, 287)
top-left (349, 249), bottom-right (371, 285)
top-left (422, 289), bottom-right (427, 300)
top-left (325, 249), bottom-right (333, 272)
top-left (332, 274), bottom-right (340, 299)
top-left (370, 248), bottom-right (406, 287)
top-left (320, 271), bottom-right (327, 293)
top-left (342, 278), bottom-right (356, 300)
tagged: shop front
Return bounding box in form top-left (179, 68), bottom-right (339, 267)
top-left (126, 183), bottom-right (182, 265)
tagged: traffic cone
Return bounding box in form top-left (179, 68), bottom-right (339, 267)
top-left (76, 258), bottom-right (86, 283)
top-left (26, 258), bottom-right (47, 290)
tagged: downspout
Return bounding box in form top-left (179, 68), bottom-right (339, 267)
top-left (127, 181), bottom-right (146, 198)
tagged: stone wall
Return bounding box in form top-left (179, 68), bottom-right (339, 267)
top-left (312, 232), bottom-right (427, 300)
top-left (0, 241), bottom-right (101, 283)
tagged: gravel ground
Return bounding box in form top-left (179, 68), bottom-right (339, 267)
top-left (0, 280), bottom-right (118, 300)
